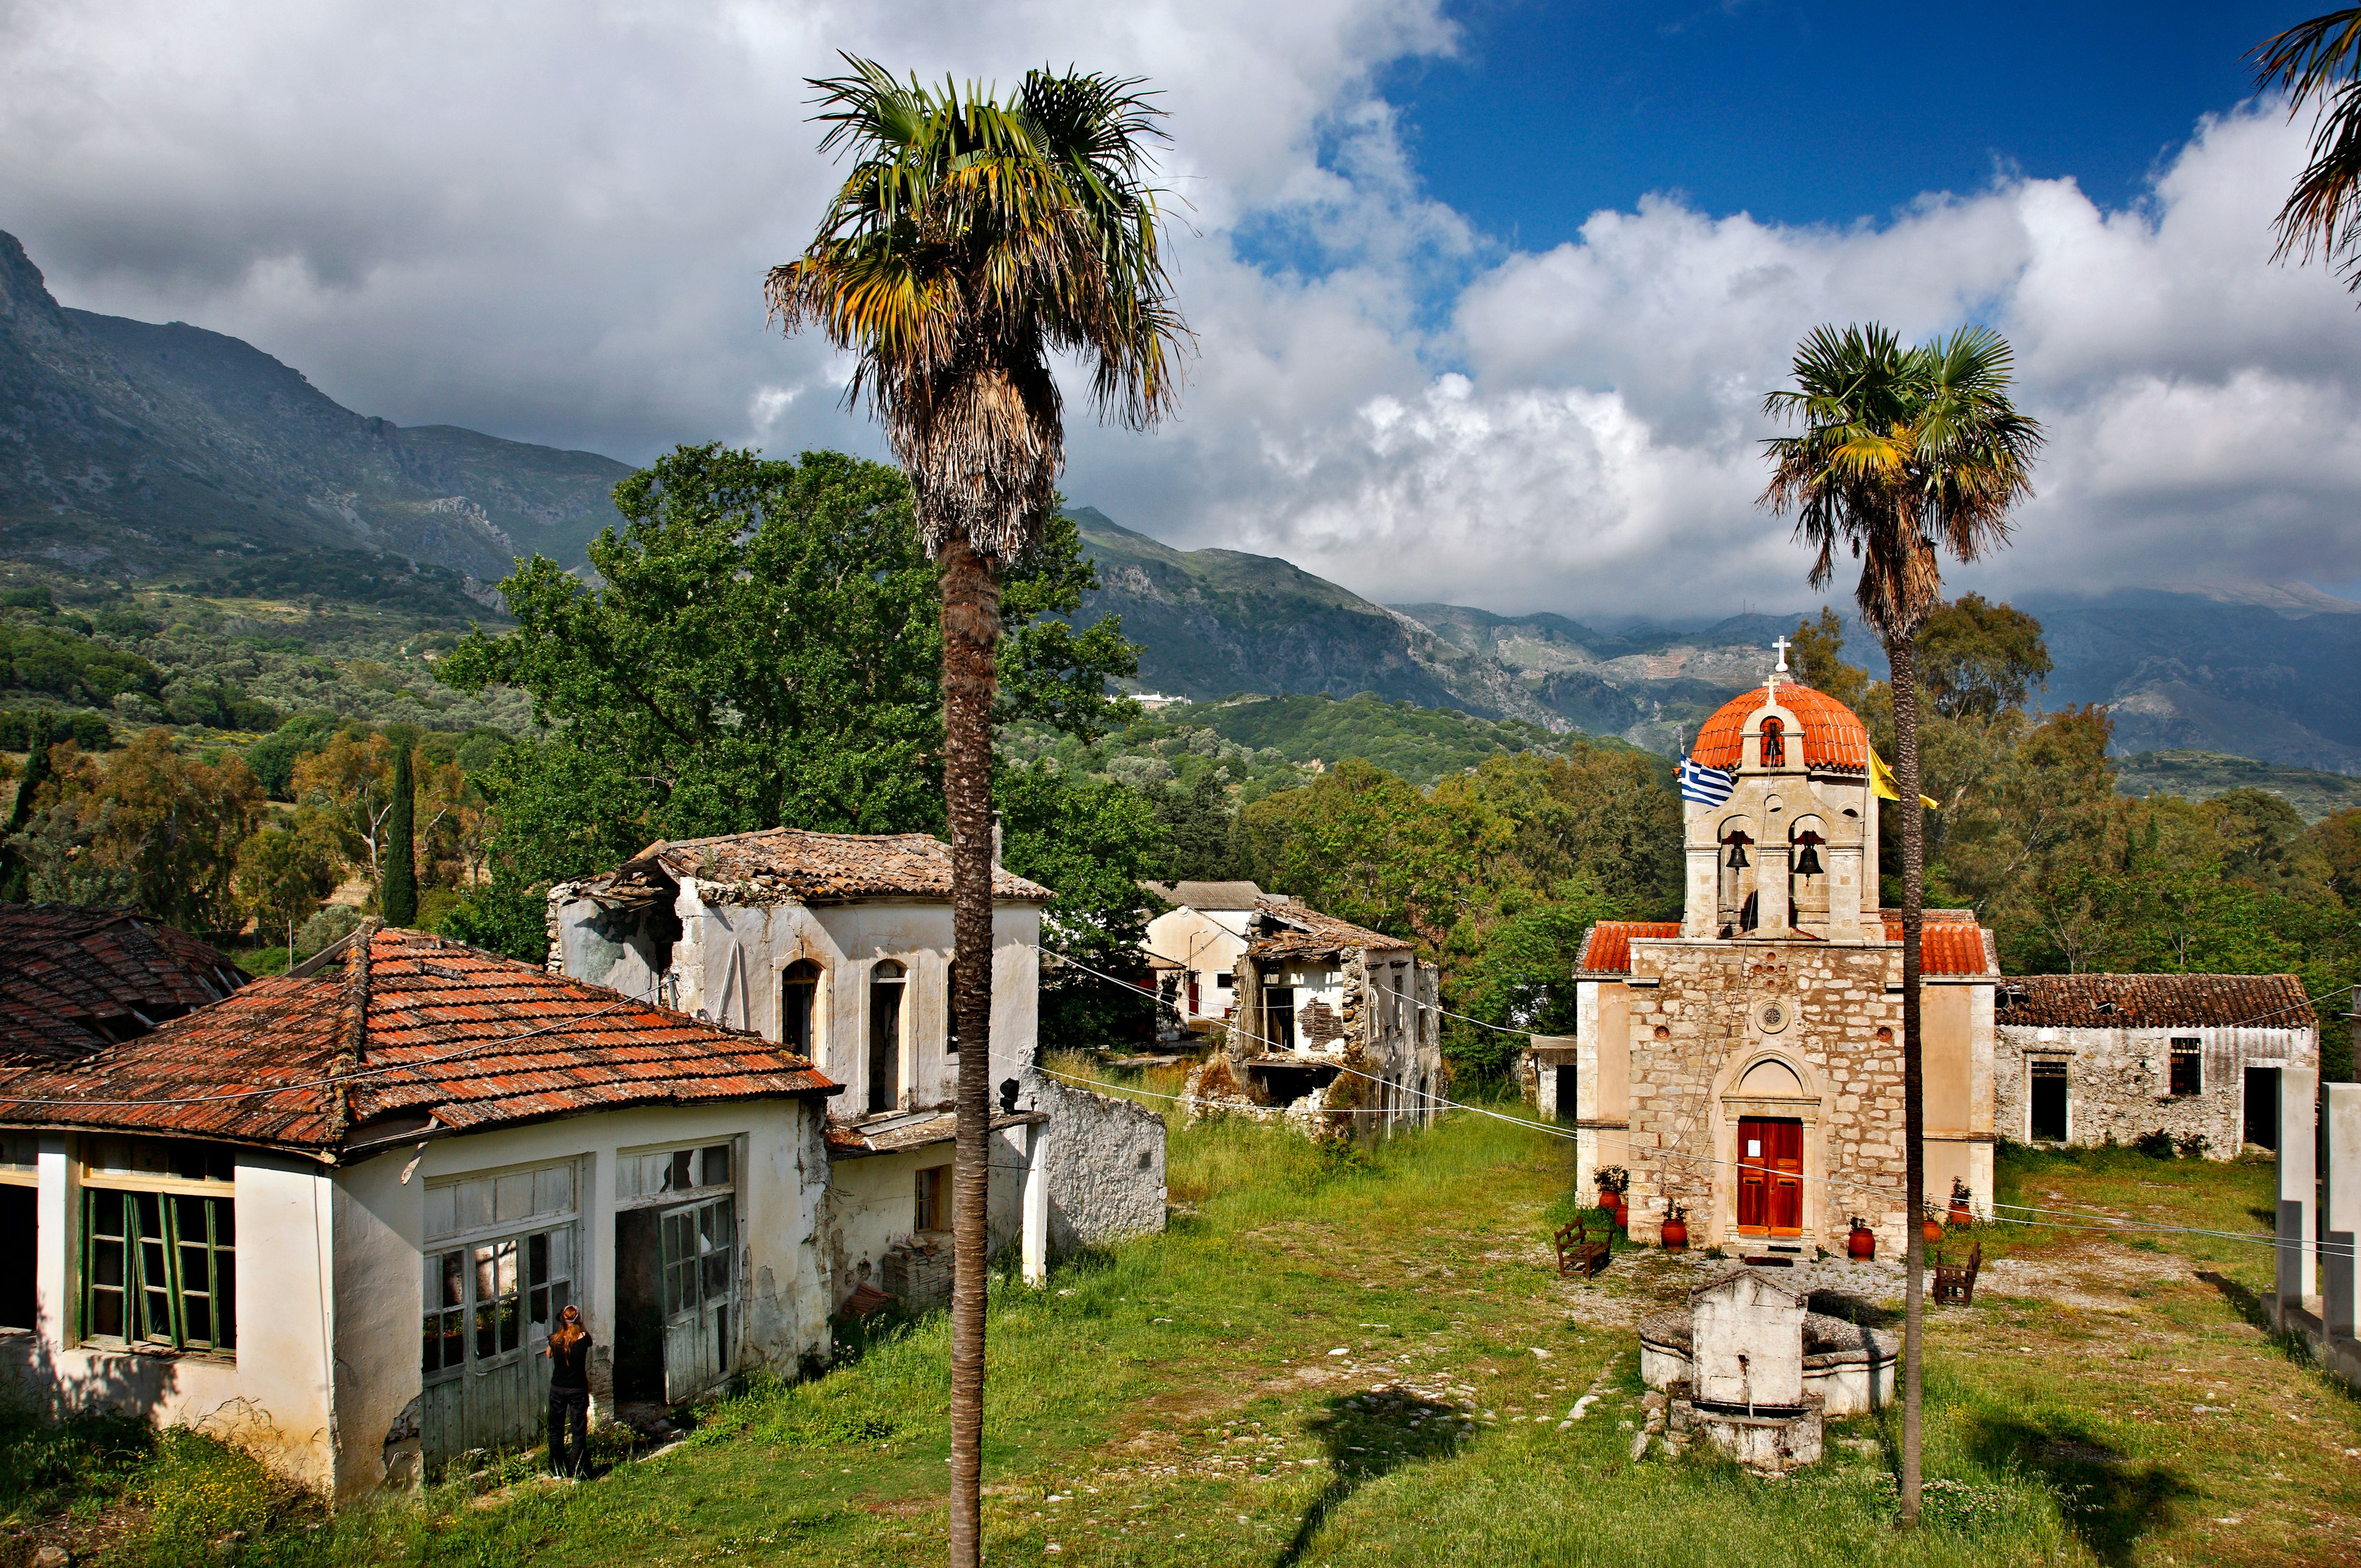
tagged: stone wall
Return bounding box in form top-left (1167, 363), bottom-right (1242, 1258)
top-left (1623, 939), bottom-right (1912, 1253)
top-left (1016, 1068), bottom-right (1168, 1252)
top-left (1993, 1024), bottom-right (2315, 1157)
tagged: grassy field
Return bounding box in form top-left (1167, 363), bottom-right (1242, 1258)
top-left (7, 1086), bottom-right (2357, 1567)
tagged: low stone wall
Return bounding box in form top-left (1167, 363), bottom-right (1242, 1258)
top-left (1018, 1068), bottom-right (1168, 1253)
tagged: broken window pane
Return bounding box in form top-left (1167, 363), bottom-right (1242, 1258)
top-left (701, 1145), bottom-right (731, 1188)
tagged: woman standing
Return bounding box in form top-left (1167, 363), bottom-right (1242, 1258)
top-left (545, 1303), bottom-right (591, 1476)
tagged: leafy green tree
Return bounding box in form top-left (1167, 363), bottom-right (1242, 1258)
top-left (1448, 878), bottom-right (1626, 1077)
top-left (382, 744), bottom-right (417, 925)
top-left (0, 713), bottom-right (53, 900)
top-left (1916, 592), bottom-right (2051, 719)
top-left (769, 60), bottom-right (1187, 1557)
top-left (437, 447), bottom-right (1138, 955)
top-left (1760, 321), bottom-right (2042, 1527)
top-left (235, 811), bottom-right (346, 954)
top-left (1789, 607), bottom-right (1871, 712)
top-left (998, 762), bottom-right (1170, 1054)
top-left (1151, 767), bottom-right (1241, 881)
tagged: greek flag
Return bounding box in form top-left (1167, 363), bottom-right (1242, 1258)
top-left (1677, 757), bottom-right (1735, 806)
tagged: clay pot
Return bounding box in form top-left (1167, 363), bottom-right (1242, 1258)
top-left (1921, 1216), bottom-right (1945, 1248)
top-left (1847, 1223), bottom-right (1876, 1261)
top-left (1660, 1217), bottom-right (1689, 1251)
top-left (1598, 1189), bottom-right (1624, 1223)
top-left (1948, 1200), bottom-right (1974, 1228)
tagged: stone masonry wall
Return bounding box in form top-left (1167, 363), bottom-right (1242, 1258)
top-left (1993, 1025), bottom-right (2314, 1157)
top-left (1624, 940), bottom-right (1910, 1254)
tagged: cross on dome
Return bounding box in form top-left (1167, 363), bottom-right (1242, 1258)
top-left (1766, 636), bottom-right (1792, 697)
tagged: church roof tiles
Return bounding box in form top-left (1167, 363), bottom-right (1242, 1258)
top-left (1691, 682), bottom-right (1870, 774)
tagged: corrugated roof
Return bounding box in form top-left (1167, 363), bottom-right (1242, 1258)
top-left (1691, 683), bottom-right (1870, 774)
top-left (578, 828), bottom-right (1053, 908)
top-left (1576, 921), bottom-right (1684, 975)
top-left (1995, 973), bottom-right (2316, 1031)
top-left (0, 904), bottom-right (246, 1063)
top-left (0, 926), bottom-right (839, 1156)
top-left (1244, 897), bottom-right (1408, 960)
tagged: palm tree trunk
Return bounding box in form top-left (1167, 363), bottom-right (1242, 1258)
top-left (940, 534), bottom-right (1000, 1568)
top-left (1888, 633), bottom-right (1926, 1527)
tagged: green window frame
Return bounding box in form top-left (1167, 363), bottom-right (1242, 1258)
top-left (83, 1188), bottom-right (235, 1353)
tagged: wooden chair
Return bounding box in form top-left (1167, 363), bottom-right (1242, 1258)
top-left (1555, 1218), bottom-right (1609, 1278)
top-left (1932, 1240), bottom-right (1982, 1306)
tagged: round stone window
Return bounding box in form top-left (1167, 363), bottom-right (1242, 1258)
top-left (1756, 999), bottom-right (1792, 1034)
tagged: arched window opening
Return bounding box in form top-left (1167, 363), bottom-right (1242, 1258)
top-left (868, 961), bottom-right (906, 1115)
top-left (1758, 717), bottom-right (1786, 768)
top-left (1789, 818), bottom-right (1830, 928)
top-left (1717, 824), bottom-right (1755, 935)
top-left (780, 959), bottom-right (820, 1054)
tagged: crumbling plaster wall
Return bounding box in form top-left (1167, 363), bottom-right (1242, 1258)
top-left (1014, 1070), bottom-right (1167, 1252)
top-left (1993, 1024), bottom-right (2314, 1156)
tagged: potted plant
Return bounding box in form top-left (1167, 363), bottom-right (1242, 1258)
top-left (1660, 1201), bottom-right (1689, 1252)
top-left (1847, 1215), bottom-right (1877, 1261)
top-left (1594, 1166), bottom-right (1629, 1223)
top-left (1921, 1205), bottom-right (1946, 1248)
top-left (1947, 1177), bottom-right (1975, 1228)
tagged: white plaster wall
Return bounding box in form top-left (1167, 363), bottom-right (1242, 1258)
top-left (1144, 905), bottom-right (1252, 1025)
top-left (1011, 1072), bottom-right (1167, 1253)
top-left (822, 1147), bottom-right (955, 1309)
top-left (330, 1147), bottom-right (425, 1497)
top-left (0, 1144), bottom-right (339, 1493)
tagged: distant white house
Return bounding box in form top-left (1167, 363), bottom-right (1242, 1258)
top-left (1141, 880), bottom-right (1270, 1033)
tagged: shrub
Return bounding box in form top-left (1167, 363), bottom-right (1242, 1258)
top-left (2132, 1129), bottom-right (2178, 1160)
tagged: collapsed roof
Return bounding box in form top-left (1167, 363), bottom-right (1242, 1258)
top-left (1245, 897), bottom-right (1409, 961)
top-left (0, 904), bottom-right (247, 1063)
top-left (564, 827), bottom-right (1056, 912)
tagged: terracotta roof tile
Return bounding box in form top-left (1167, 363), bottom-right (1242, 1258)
top-left (1880, 917), bottom-right (1999, 978)
top-left (1244, 897), bottom-right (1409, 960)
top-left (579, 828), bottom-right (1053, 908)
top-left (1691, 683), bottom-right (1870, 774)
top-left (1995, 973), bottom-right (2316, 1030)
top-left (1575, 921), bottom-right (1683, 974)
top-left (0, 904), bottom-right (247, 1063)
top-left (0, 926), bottom-right (840, 1154)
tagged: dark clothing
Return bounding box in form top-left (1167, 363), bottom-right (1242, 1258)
top-left (548, 1333), bottom-right (591, 1391)
top-left (548, 1387), bottom-right (589, 1476)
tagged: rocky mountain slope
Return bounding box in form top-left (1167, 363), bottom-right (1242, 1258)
top-left (0, 230), bottom-right (630, 591)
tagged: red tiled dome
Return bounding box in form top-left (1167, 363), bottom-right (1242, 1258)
top-left (1691, 682), bottom-right (1870, 774)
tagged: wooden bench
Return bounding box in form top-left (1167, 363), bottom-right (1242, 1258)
top-left (1555, 1218), bottom-right (1609, 1278)
top-left (1932, 1240), bottom-right (1982, 1306)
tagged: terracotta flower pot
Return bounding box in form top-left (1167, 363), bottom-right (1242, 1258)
top-left (1948, 1200), bottom-right (1974, 1228)
top-left (1848, 1223), bottom-right (1876, 1261)
top-left (1921, 1217), bottom-right (1945, 1248)
top-left (1660, 1218), bottom-right (1688, 1251)
top-left (1599, 1189), bottom-right (1624, 1222)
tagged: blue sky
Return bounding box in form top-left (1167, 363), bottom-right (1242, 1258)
top-left (1390, 1), bottom-right (2294, 244)
top-left (10, 0), bottom-right (2361, 615)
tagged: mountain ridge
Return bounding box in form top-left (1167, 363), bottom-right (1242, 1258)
top-left (0, 229), bottom-right (631, 589)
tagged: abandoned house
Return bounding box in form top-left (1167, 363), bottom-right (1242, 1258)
top-left (546, 827), bottom-right (1167, 1309)
top-left (1993, 973), bottom-right (2317, 1155)
top-left (1184, 898), bottom-right (1443, 1135)
top-left (0, 903), bottom-right (248, 1061)
top-left (0, 924), bottom-right (842, 1500)
top-left (1568, 666), bottom-right (2003, 1255)
top-left (1141, 880), bottom-right (1267, 1035)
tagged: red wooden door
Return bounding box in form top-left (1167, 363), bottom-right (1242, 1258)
top-left (1736, 1117), bottom-right (1805, 1235)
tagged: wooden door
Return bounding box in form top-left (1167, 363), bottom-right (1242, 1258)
top-left (1736, 1117), bottom-right (1804, 1235)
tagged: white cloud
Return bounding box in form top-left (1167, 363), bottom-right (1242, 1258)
top-left (6, 4), bottom-right (2361, 617)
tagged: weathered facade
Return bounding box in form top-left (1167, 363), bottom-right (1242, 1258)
top-left (548, 827), bottom-right (1168, 1308)
top-left (0, 926), bottom-right (841, 1500)
top-left (1993, 974), bottom-right (2317, 1156)
top-left (1572, 674), bottom-right (1999, 1256)
top-left (1187, 898), bottom-right (1444, 1137)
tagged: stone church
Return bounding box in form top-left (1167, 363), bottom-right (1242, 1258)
top-left (1553, 667), bottom-right (2001, 1256)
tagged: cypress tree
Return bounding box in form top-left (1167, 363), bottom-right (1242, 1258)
top-left (382, 744), bottom-right (417, 926)
top-left (1, 715), bottom-right (55, 902)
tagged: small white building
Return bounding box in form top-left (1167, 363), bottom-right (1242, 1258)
top-left (1994, 973), bottom-right (2319, 1156)
top-left (0, 924), bottom-right (844, 1500)
top-left (1141, 880), bottom-right (1268, 1033)
top-left (548, 828), bottom-right (1168, 1306)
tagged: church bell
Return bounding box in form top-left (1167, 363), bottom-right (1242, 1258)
top-left (1725, 841), bottom-right (1749, 870)
top-left (1793, 842), bottom-right (1823, 876)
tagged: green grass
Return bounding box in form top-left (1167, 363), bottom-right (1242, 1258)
top-left (13, 1107), bottom-right (2361, 1566)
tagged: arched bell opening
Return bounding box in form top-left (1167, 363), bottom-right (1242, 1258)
top-left (1717, 819), bottom-right (1756, 936)
top-left (1788, 815), bottom-right (1829, 933)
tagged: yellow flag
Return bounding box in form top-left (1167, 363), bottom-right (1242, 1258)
top-left (1869, 746), bottom-right (1938, 810)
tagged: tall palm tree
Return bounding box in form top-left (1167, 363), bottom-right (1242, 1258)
top-left (2256, 9), bottom-right (2361, 290)
top-left (1758, 323), bottom-right (2041, 1526)
top-left (769, 57), bottom-right (1185, 1566)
